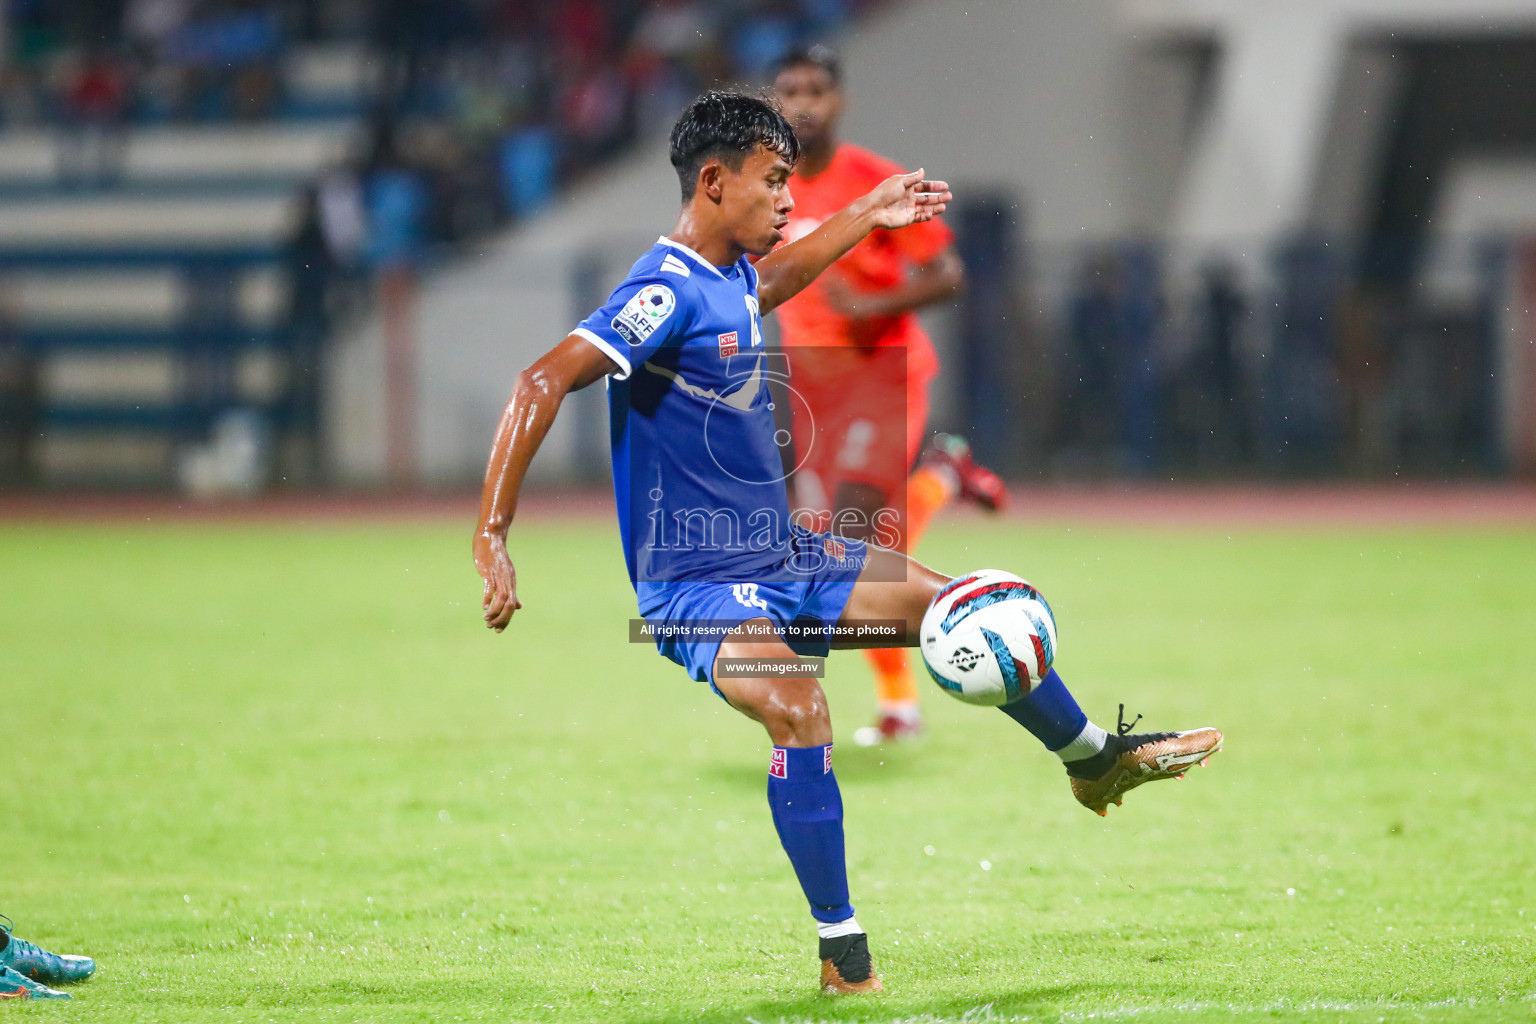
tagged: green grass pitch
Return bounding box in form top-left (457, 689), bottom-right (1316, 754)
top-left (3, 510), bottom-right (1534, 1022)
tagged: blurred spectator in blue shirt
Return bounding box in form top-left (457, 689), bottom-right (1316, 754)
top-left (163, 0), bottom-right (282, 119)
top-left (366, 167), bottom-right (429, 271)
top-left (730, 0), bottom-right (798, 80)
top-left (497, 119), bottom-right (560, 218)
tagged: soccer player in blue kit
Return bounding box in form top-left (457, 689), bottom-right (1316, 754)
top-left (473, 91), bottom-right (1222, 996)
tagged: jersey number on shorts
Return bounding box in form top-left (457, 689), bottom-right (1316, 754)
top-left (732, 583), bottom-right (769, 610)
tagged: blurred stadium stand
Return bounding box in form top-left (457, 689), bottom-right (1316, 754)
top-left (0, 121), bottom-right (359, 487)
top-left (0, 0), bottom-right (883, 490)
top-left (5, 0), bottom-right (1536, 491)
top-left (0, 1), bottom-right (374, 488)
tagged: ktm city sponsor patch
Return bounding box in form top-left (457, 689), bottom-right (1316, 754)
top-left (770, 747), bottom-right (787, 779)
top-left (612, 283), bottom-right (675, 345)
top-left (718, 331), bottom-right (738, 357)
top-left (823, 537), bottom-right (847, 559)
top-left (823, 745), bottom-right (833, 774)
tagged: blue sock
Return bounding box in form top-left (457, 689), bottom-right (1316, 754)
top-left (767, 745), bottom-right (853, 924)
top-left (998, 669), bottom-right (1106, 759)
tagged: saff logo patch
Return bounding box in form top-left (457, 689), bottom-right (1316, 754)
top-left (718, 331), bottom-right (738, 357)
top-left (612, 284), bottom-right (676, 346)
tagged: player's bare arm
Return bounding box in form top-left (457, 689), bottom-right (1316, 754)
top-left (473, 335), bottom-right (614, 631)
top-left (823, 246), bottom-right (964, 321)
top-left (756, 169), bottom-right (952, 314)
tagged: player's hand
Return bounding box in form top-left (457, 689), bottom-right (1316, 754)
top-left (822, 277), bottom-right (885, 321)
top-left (864, 169), bottom-right (951, 230)
top-left (473, 530), bottom-right (522, 632)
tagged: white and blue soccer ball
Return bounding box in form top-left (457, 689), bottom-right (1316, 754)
top-left (919, 569), bottom-right (1058, 706)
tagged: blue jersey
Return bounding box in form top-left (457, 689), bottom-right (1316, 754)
top-left (574, 237), bottom-right (794, 592)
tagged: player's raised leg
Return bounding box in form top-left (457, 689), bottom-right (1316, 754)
top-left (850, 435), bottom-right (1007, 745)
top-left (835, 547), bottom-right (1223, 814)
top-left (821, 480), bottom-right (928, 744)
top-left (832, 545), bottom-right (947, 644)
top-left (834, 436), bottom-right (1008, 745)
top-left (997, 670), bottom-right (1223, 815)
top-left (712, 621), bottom-right (882, 996)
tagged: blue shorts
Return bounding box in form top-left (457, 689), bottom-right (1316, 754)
top-left (636, 525), bottom-right (869, 696)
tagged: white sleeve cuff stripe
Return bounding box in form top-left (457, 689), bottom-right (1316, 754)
top-left (573, 327), bottom-right (631, 379)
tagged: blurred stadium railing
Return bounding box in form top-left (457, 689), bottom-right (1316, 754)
top-left (949, 211), bottom-right (1518, 482)
top-left (556, 210), bottom-right (1527, 488)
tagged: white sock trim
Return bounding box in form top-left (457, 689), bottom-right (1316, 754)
top-left (817, 916), bottom-right (863, 939)
top-left (1054, 721), bottom-right (1109, 763)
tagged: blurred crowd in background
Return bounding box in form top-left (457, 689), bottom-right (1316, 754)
top-left (0, 1), bottom-right (1519, 489)
top-left (0, 0), bottom-right (904, 490)
top-left (4, 0), bottom-right (882, 241)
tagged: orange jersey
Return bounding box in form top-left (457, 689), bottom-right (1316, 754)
top-left (776, 143), bottom-right (953, 379)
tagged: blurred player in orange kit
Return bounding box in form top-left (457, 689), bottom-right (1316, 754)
top-left (773, 46), bottom-right (1008, 745)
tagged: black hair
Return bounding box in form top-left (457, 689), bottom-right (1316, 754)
top-left (772, 44), bottom-right (842, 86)
top-left (669, 90), bottom-right (800, 201)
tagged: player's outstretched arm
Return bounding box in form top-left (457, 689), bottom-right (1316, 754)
top-left (474, 335), bottom-right (614, 632)
top-left (823, 246), bottom-right (964, 321)
top-left (756, 169), bottom-right (951, 314)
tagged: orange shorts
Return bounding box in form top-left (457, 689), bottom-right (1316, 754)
top-left (787, 345), bottom-right (932, 515)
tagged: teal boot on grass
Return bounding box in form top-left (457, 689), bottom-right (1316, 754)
top-left (0, 918), bottom-right (94, 986)
top-left (0, 965), bottom-right (69, 1000)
